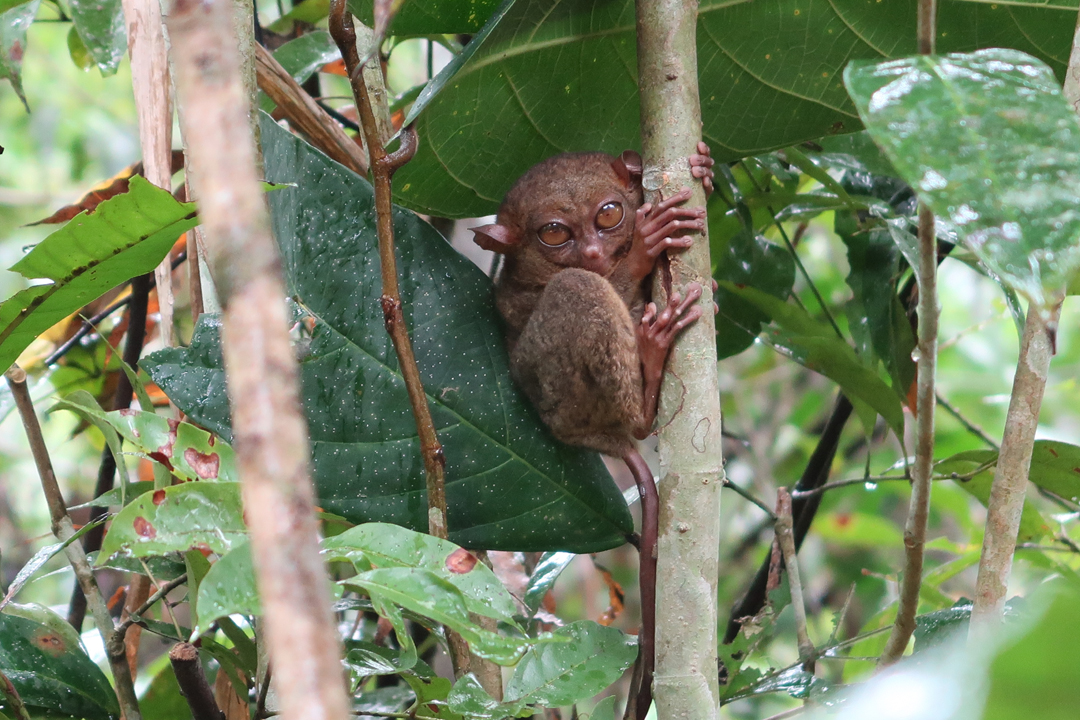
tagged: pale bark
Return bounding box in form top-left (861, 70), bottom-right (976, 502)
top-left (166, 2), bottom-right (350, 719)
top-left (636, 0), bottom-right (724, 717)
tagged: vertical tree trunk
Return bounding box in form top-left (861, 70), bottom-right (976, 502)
top-left (166, 2), bottom-right (350, 719)
top-left (636, 1), bottom-right (724, 717)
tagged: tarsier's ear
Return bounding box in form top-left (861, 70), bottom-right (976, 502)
top-left (471, 223), bottom-right (520, 253)
top-left (612, 150), bottom-right (643, 188)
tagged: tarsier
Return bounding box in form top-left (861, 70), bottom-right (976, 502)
top-left (472, 143), bottom-right (714, 719)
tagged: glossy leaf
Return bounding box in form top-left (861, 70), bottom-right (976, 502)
top-left (0, 604), bottom-right (118, 719)
top-left (143, 117), bottom-right (633, 553)
top-left (0, 176), bottom-right (197, 373)
top-left (845, 49), bottom-right (1080, 308)
top-left (713, 228), bottom-right (797, 359)
top-left (392, 0), bottom-right (1078, 217)
top-left (913, 602), bottom-right (972, 654)
top-left (272, 31), bottom-right (340, 85)
top-left (52, 390), bottom-right (133, 490)
top-left (718, 281), bottom-right (905, 435)
top-left (343, 567), bottom-right (533, 664)
top-left (447, 674), bottom-right (532, 719)
top-left (0, 0), bottom-right (39, 108)
top-left (68, 0), bottom-right (126, 75)
top-left (97, 482), bottom-right (246, 563)
top-left (1026, 440), bottom-right (1080, 503)
top-left (193, 542), bottom-right (259, 636)
top-left (503, 621), bottom-right (637, 706)
top-left (322, 523), bottom-right (518, 623)
top-left (522, 551), bottom-right (575, 614)
top-left (0, 521), bottom-right (100, 608)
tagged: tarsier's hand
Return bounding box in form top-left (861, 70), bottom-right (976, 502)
top-left (690, 141), bottom-right (715, 196)
top-left (636, 283), bottom-right (704, 382)
top-left (627, 189), bottom-right (705, 281)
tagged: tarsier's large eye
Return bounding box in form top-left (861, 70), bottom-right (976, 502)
top-left (596, 202), bottom-right (624, 230)
top-left (538, 223), bottom-right (571, 247)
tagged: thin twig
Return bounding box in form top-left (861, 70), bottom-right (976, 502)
top-left (775, 489), bottom-right (815, 670)
top-left (169, 642), bottom-right (223, 720)
top-left (723, 478), bottom-right (776, 520)
top-left (790, 474), bottom-right (910, 500)
top-left (880, 191), bottom-right (938, 662)
top-left (936, 393), bottom-right (998, 450)
top-left (5, 367), bottom-right (142, 720)
top-left (116, 572), bottom-right (188, 635)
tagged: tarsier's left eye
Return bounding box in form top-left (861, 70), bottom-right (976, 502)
top-left (596, 202), bottom-right (624, 230)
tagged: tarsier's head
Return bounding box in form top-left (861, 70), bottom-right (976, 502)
top-left (471, 151), bottom-right (644, 278)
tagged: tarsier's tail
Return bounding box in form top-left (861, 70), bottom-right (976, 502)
top-left (622, 449), bottom-right (656, 720)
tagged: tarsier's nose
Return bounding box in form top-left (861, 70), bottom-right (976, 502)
top-left (583, 246), bottom-right (602, 259)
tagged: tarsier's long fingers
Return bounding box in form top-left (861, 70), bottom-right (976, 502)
top-left (659, 284), bottom-right (703, 343)
top-left (690, 141), bottom-right (715, 196)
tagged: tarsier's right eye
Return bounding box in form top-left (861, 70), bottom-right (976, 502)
top-left (538, 223), bottom-right (571, 247)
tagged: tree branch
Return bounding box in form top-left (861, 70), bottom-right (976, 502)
top-left (776, 489), bottom-right (815, 669)
top-left (169, 642), bottom-right (224, 720)
top-left (6, 367), bottom-right (142, 720)
top-left (167, 1), bottom-right (351, 717)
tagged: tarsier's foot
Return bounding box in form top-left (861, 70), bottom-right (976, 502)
top-left (690, 141), bottom-right (715, 196)
top-left (637, 283), bottom-right (705, 382)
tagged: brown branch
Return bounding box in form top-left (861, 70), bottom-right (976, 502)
top-left (254, 41), bottom-right (369, 177)
top-left (169, 643), bottom-right (224, 720)
top-left (775, 489), bottom-right (815, 670)
top-left (167, 2), bottom-right (351, 718)
top-left (327, 2), bottom-right (449, 544)
top-left (5, 367), bottom-right (142, 720)
top-left (116, 572), bottom-right (188, 636)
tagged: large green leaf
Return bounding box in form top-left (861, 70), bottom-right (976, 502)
top-left (392, 0), bottom-right (1078, 217)
top-left (844, 49), bottom-right (1080, 309)
top-left (68, 0), bottom-right (126, 75)
top-left (143, 117), bottom-right (633, 553)
top-left (0, 0), bottom-right (38, 109)
top-left (718, 281), bottom-right (905, 435)
top-left (0, 176), bottom-right (197, 373)
top-left (0, 604), bottom-right (118, 719)
top-left (97, 482), bottom-right (246, 563)
top-left (193, 542), bottom-right (259, 636)
top-left (936, 450), bottom-right (1049, 542)
top-left (349, 0), bottom-right (503, 34)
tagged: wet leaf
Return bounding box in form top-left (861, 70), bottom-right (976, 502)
top-left (0, 521), bottom-right (101, 609)
top-left (447, 674), bottom-right (531, 719)
top-left (68, 0), bottom-right (125, 75)
top-left (522, 551), bottom-right (574, 614)
top-left (349, 0), bottom-right (503, 34)
top-left (66, 25), bottom-right (93, 70)
top-left (845, 49), bottom-right (1080, 309)
top-left (503, 621), bottom-right (637, 707)
top-left (0, 0), bottom-right (39, 109)
top-left (97, 481), bottom-right (246, 563)
top-left (718, 281), bottom-right (905, 435)
top-left (143, 117), bottom-right (633, 553)
top-left (0, 604), bottom-right (118, 719)
top-left (913, 601), bottom-right (972, 654)
top-left (0, 176), bottom-right (198, 374)
top-left (193, 542), bottom-right (259, 636)
top-left (391, 0), bottom-right (1078, 217)
top-left (322, 523), bottom-right (518, 623)
top-left (1026, 440), bottom-right (1080, 504)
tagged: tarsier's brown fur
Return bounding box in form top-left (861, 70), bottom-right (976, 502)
top-left (472, 146), bottom-right (712, 720)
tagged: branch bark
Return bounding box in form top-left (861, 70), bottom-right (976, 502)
top-left (636, 0), bottom-right (724, 716)
top-left (775, 489), bottom-right (814, 669)
top-left (169, 643), bottom-right (224, 720)
top-left (5, 367), bottom-right (142, 720)
top-left (166, 2), bottom-right (350, 719)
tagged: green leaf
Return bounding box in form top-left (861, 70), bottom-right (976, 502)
top-left (522, 551), bottom-right (574, 614)
top-left (272, 31), bottom-right (340, 85)
top-left (503, 621), bottom-right (637, 707)
top-left (589, 695), bottom-right (617, 720)
top-left (68, 0), bottom-right (125, 75)
top-left (0, 520), bottom-right (101, 607)
top-left (192, 542), bottom-right (259, 636)
top-left (143, 117), bottom-right (633, 553)
top-left (1026, 440), bottom-right (1080, 502)
top-left (937, 450), bottom-right (1049, 542)
top-left (844, 49), bottom-right (1080, 309)
top-left (0, 604), bottom-right (119, 719)
top-left (97, 482), bottom-right (246, 563)
top-left (66, 25), bottom-right (93, 70)
top-left (718, 281), bottom-right (905, 435)
top-left (713, 228), bottom-right (796, 359)
top-left (0, 176), bottom-right (197, 373)
top-left (448, 674), bottom-right (531, 719)
top-left (322, 523), bottom-right (518, 623)
top-left (349, 0), bottom-right (503, 35)
top-left (913, 601), bottom-right (972, 654)
top-left (68, 481), bottom-right (155, 510)
top-left (0, 0), bottom-right (39, 110)
top-left (344, 567), bottom-right (533, 664)
top-left (392, 0), bottom-right (1079, 217)
top-left (814, 511), bottom-right (905, 548)
top-left (137, 654), bottom-right (188, 719)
